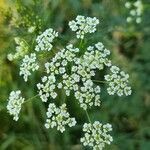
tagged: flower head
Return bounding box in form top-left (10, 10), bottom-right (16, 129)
top-left (20, 53), bottom-right (39, 82)
top-left (35, 28), bottom-right (58, 52)
top-left (80, 121), bottom-right (113, 150)
top-left (7, 90), bottom-right (25, 121)
top-left (45, 103), bottom-right (76, 132)
top-left (69, 15), bottom-right (99, 39)
top-left (105, 65), bottom-right (132, 96)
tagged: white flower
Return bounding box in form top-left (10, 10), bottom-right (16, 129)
top-left (110, 65), bottom-right (120, 74)
top-left (127, 17), bottom-right (132, 23)
top-left (20, 53), bottom-right (39, 82)
top-left (125, 2), bottom-right (131, 8)
top-left (105, 65), bottom-right (132, 96)
top-left (136, 17), bottom-right (141, 24)
top-left (68, 20), bottom-right (78, 31)
top-left (94, 86), bottom-right (101, 93)
top-left (69, 15), bottom-right (99, 39)
top-left (28, 26), bottom-right (36, 33)
top-left (95, 42), bottom-right (104, 50)
top-left (45, 103), bottom-right (76, 132)
top-left (80, 121), bottom-right (113, 150)
top-left (7, 90), bottom-right (25, 121)
top-left (124, 86), bottom-right (132, 95)
top-left (50, 92), bottom-right (57, 99)
top-left (7, 54), bottom-right (14, 61)
top-left (57, 82), bottom-right (63, 89)
top-left (59, 67), bottom-right (66, 74)
top-left (87, 46), bottom-right (94, 51)
top-left (35, 28), bottom-right (58, 52)
top-left (130, 10), bottom-right (136, 16)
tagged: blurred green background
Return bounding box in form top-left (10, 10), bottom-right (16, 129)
top-left (0, 0), bottom-right (150, 149)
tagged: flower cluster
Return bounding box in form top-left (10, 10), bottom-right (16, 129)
top-left (125, 0), bottom-right (143, 24)
top-left (73, 42), bottom-right (111, 109)
top-left (45, 103), bottom-right (76, 133)
top-left (7, 90), bottom-right (25, 121)
top-left (20, 53), bottom-right (39, 82)
top-left (35, 28), bottom-right (58, 52)
top-left (69, 15), bottom-right (99, 39)
top-left (37, 44), bottom-right (79, 102)
top-left (6, 15), bottom-right (133, 150)
top-left (105, 65), bottom-right (132, 96)
top-left (80, 121), bottom-right (113, 150)
top-left (7, 37), bottom-right (28, 61)
top-left (37, 42), bottom-right (111, 109)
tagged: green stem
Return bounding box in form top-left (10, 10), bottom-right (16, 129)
top-left (31, 35), bottom-right (37, 48)
top-left (92, 80), bottom-right (109, 84)
top-left (24, 94), bottom-right (39, 104)
top-left (61, 88), bottom-right (66, 104)
top-left (85, 110), bottom-right (92, 124)
top-left (79, 39), bottom-right (83, 49)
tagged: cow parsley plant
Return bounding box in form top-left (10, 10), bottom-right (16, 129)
top-left (6, 15), bottom-right (132, 149)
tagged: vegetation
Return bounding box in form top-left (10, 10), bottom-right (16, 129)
top-left (0, 0), bottom-right (150, 149)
